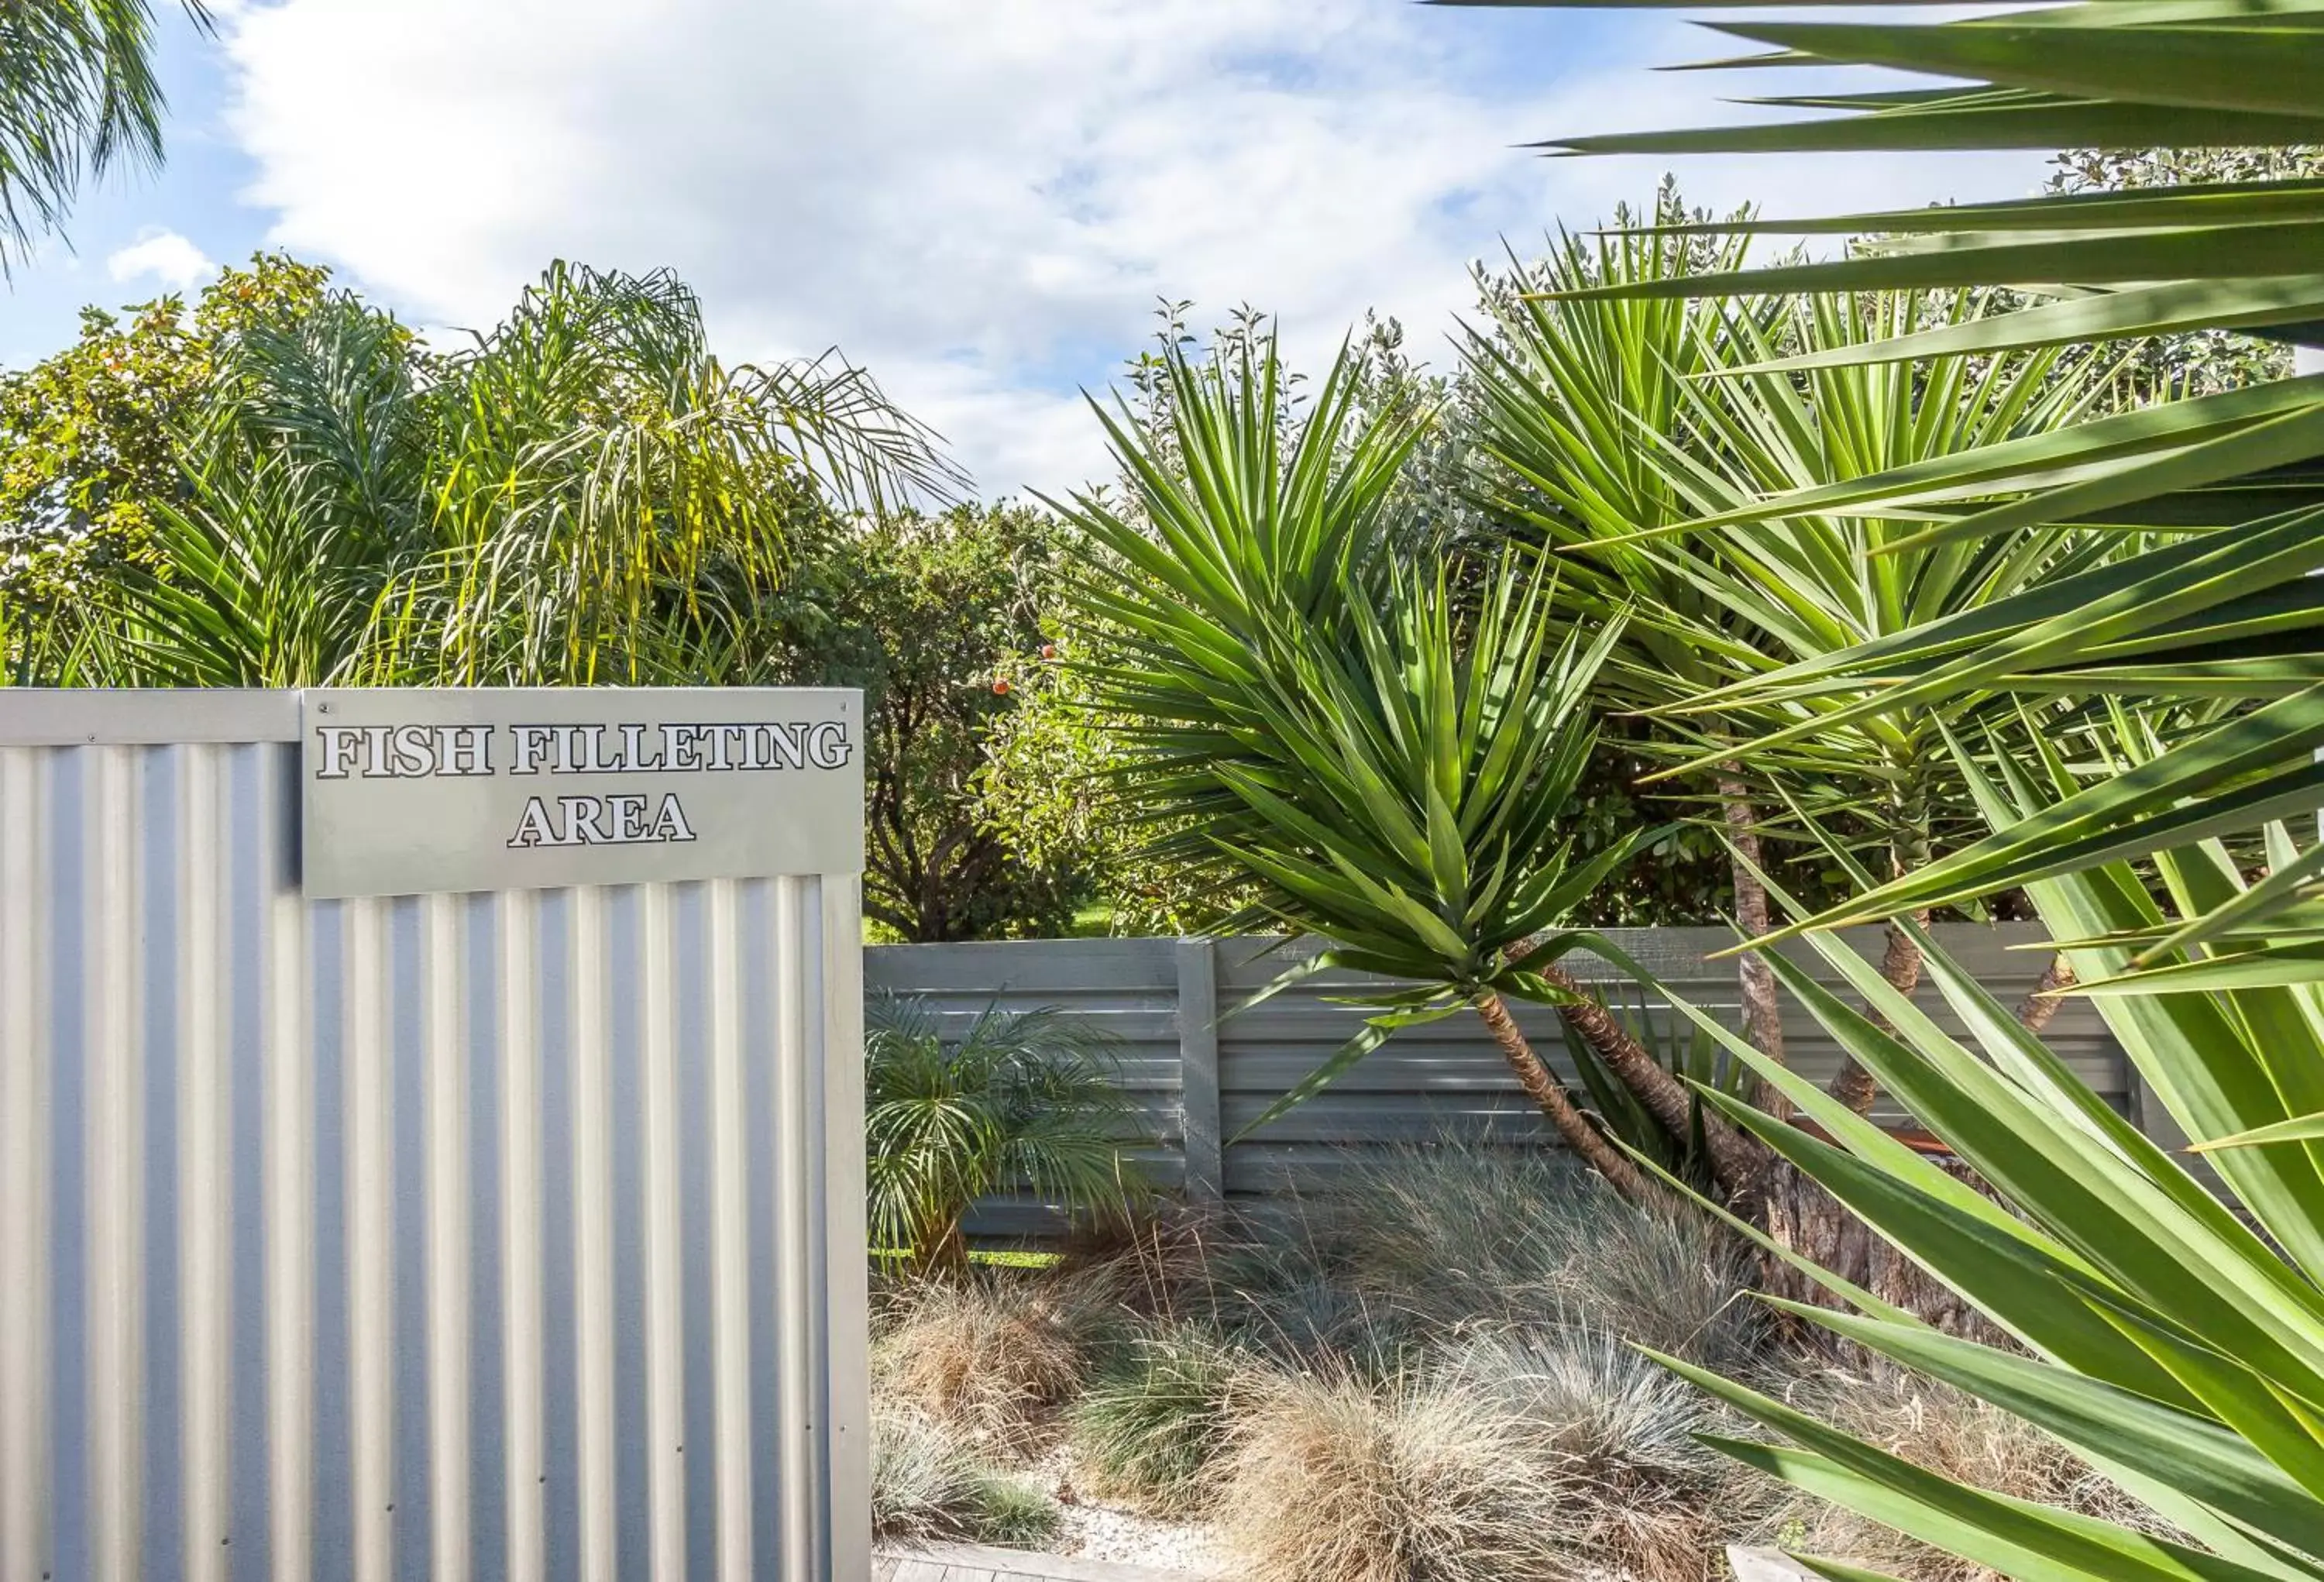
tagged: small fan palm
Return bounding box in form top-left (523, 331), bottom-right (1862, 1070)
top-left (865, 994), bottom-right (1136, 1273)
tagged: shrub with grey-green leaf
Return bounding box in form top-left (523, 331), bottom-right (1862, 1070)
top-left (1070, 1325), bottom-right (1243, 1514)
top-left (1257, 1143), bottom-right (1759, 1364)
top-left (870, 1407), bottom-right (1061, 1547)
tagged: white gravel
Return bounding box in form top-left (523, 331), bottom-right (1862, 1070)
top-left (1028, 1447), bottom-right (1229, 1577)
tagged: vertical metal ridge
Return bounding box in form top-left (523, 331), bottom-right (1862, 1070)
top-left (392, 898), bottom-right (431, 1578)
top-left (346, 897), bottom-right (397, 1582)
top-left (608, 892), bottom-right (646, 1581)
top-left (771, 877), bottom-right (814, 1582)
top-left (464, 893), bottom-right (507, 1582)
top-left (819, 875), bottom-right (871, 1573)
top-left (225, 746), bottom-right (272, 1582)
top-left (90, 745), bottom-right (145, 1582)
top-left (0, 749), bottom-right (51, 1582)
top-left (676, 884), bottom-right (716, 1577)
top-left (706, 880), bottom-right (754, 1582)
top-left (423, 893), bottom-right (471, 1582)
top-left (177, 745), bottom-right (233, 1582)
top-left (568, 886), bottom-right (617, 1582)
top-left (51, 748), bottom-right (90, 1582)
top-left (535, 892), bottom-right (578, 1582)
top-left (639, 885), bottom-right (687, 1580)
top-left (741, 881), bottom-right (779, 1577)
top-left (493, 891), bottom-right (539, 1582)
top-left (264, 746), bottom-right (315, 1582)
top-left (142, 748), bottom-right (183, 1582)
top-left (310, 902), bottom-right (350, 1577)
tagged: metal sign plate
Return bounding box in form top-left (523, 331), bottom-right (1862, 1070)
top-left (301, 688), bottom-right (864, 897)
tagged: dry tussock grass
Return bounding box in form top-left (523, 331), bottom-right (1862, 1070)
top-left (871, 1271), bottom-right (1118, 1453)
top-left (1772, 1364), bottom-right (2168, 1581)
top-left (1213, 1366), bottom-right (1578, 1582)
top-left (1212, 1341), bottom-right (1752, 1582)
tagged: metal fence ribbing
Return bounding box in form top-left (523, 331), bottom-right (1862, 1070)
top-left (866, 927), bottom-right (2133, 1216)
top-left (0, 697), bottom-right (870, 1582)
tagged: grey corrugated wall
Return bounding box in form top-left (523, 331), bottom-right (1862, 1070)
top-left (866, 927), bottom-right (2133, 1215)
top-left (0, 696), bottom-right (869, 1582)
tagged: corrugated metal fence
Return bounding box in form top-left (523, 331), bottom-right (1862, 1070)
top-left (867, 928), bottom-right (2136, 1214)
top-left (0, 696), bottom-right (868, 1582)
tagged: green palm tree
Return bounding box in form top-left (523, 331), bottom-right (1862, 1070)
top-left (2, 2), bottom-right (211, 273)
top-left (1059, 328), bottom-right (1763, 1202)
top-left (1474, 234), bottom-right (2123, 1109)
top-left (865, 994), bottom-right (1136, 1273)
top-left (78, 261), bottom-right (959, 686)
top-left (1443, 0), bottom-right (2324, 981)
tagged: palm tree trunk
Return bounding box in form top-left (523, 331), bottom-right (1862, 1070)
top-left (1472, 989), bottom-right (1650, 1204)
top-left (1831, 795), bottom-right (1934, 1116)
top-left (1721, 776), bottom-right (1789, 1121)
top-left (1536, 962), bottom-right (1767, 1198)
top-left (2017, 952), bottom-right (2076, 1033)
top-left (1828, 914), bottom-right (1927, 1116)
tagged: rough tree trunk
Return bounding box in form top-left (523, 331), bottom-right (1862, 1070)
top-left (2017, 953), bottom-right (2076, 1033)
top-left (1538, 961), bottom-right (1768, 1198)
top-left (1827, 911), bottom-right (1932, 1117)
top-left (1473, 989), bottom-right (1650, 1204)
top-left (1721, 777), bottom-right (1789, 1122)
top-left (1758, 1147), bottom-right (2009, 1343)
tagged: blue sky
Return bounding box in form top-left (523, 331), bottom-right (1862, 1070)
top-left (2, 2), bottom-right (2051, 497)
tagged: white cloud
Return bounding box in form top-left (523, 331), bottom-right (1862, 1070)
top-left (218, 1), bottom-right (2051, 497)
top-left (105, 229), bottom-right (218, 292)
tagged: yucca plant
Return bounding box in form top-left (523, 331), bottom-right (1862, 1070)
top-left (1633, 728), bottom-right (2324, 1581)
top-left (864, 994), bottom-right (1136, 1274)
top-left (1434, 0), bottom-right (2324, 1567)
top-left (1061, 329), bottom-right (1762, 1201)
top-left (1473, 234), bottom-right (2126, 1110)
top-left (1442, 0), bottom-right (2324, 985)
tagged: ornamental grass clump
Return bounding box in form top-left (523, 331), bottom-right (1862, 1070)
top-left (1067, 1324), bottom-right (1246, 1515)
top-left (1212, 1364), bottom-right (1579, 1582)
top-left (871, 1270), bottom-right (1122, 1454)
top-left (869, 1406), bottom-right (1061, 1548)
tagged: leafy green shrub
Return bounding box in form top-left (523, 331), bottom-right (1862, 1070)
top-left (865, 993), bottom-right (1137, 1271)
top-left (869, 1406), bottom-right (1061, 1548)
top-left (1069, 1326), bottom-right (1243, 1515)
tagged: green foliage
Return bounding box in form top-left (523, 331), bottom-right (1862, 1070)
top-left (1423, 0), bottom-right (2324, 1571)
top-left (863, 994), bottom-right (1138, 1271)
top-left (1070, 1325), bottom-right (1243, 1514)
top-left (6, 258), bottom-right (955, 690)
top-left (1447, 0), bottom-right (2324, 979)
top-left (1062, 328), bottom-right (1658, 1121)
top-left (977, 621), bottom-right (1239, 937)
top-left (772, 504), bottom-right (1088, 941)
top-left (1466, 209), bottom-right (2125, 895)
top-left (0, 1), bottom-right (208, 270)
top-left (868, 1407), bottom-right (1061, 1547)
top-left (0, 255), bottom-right (329, 623)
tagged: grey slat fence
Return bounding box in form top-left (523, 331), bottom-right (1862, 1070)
top-left (865, 925), bottom-right (2135, 1220)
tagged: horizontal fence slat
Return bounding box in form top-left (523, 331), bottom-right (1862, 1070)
top-left (865, 927), bottom-right (2130, 1236)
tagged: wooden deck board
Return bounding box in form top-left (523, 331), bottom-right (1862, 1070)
top-left (874, 1541), bottom-right (1206, 1582)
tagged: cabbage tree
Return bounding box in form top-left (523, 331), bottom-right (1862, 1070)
top-left (1059, 330), bottom-right (1764, 1201)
